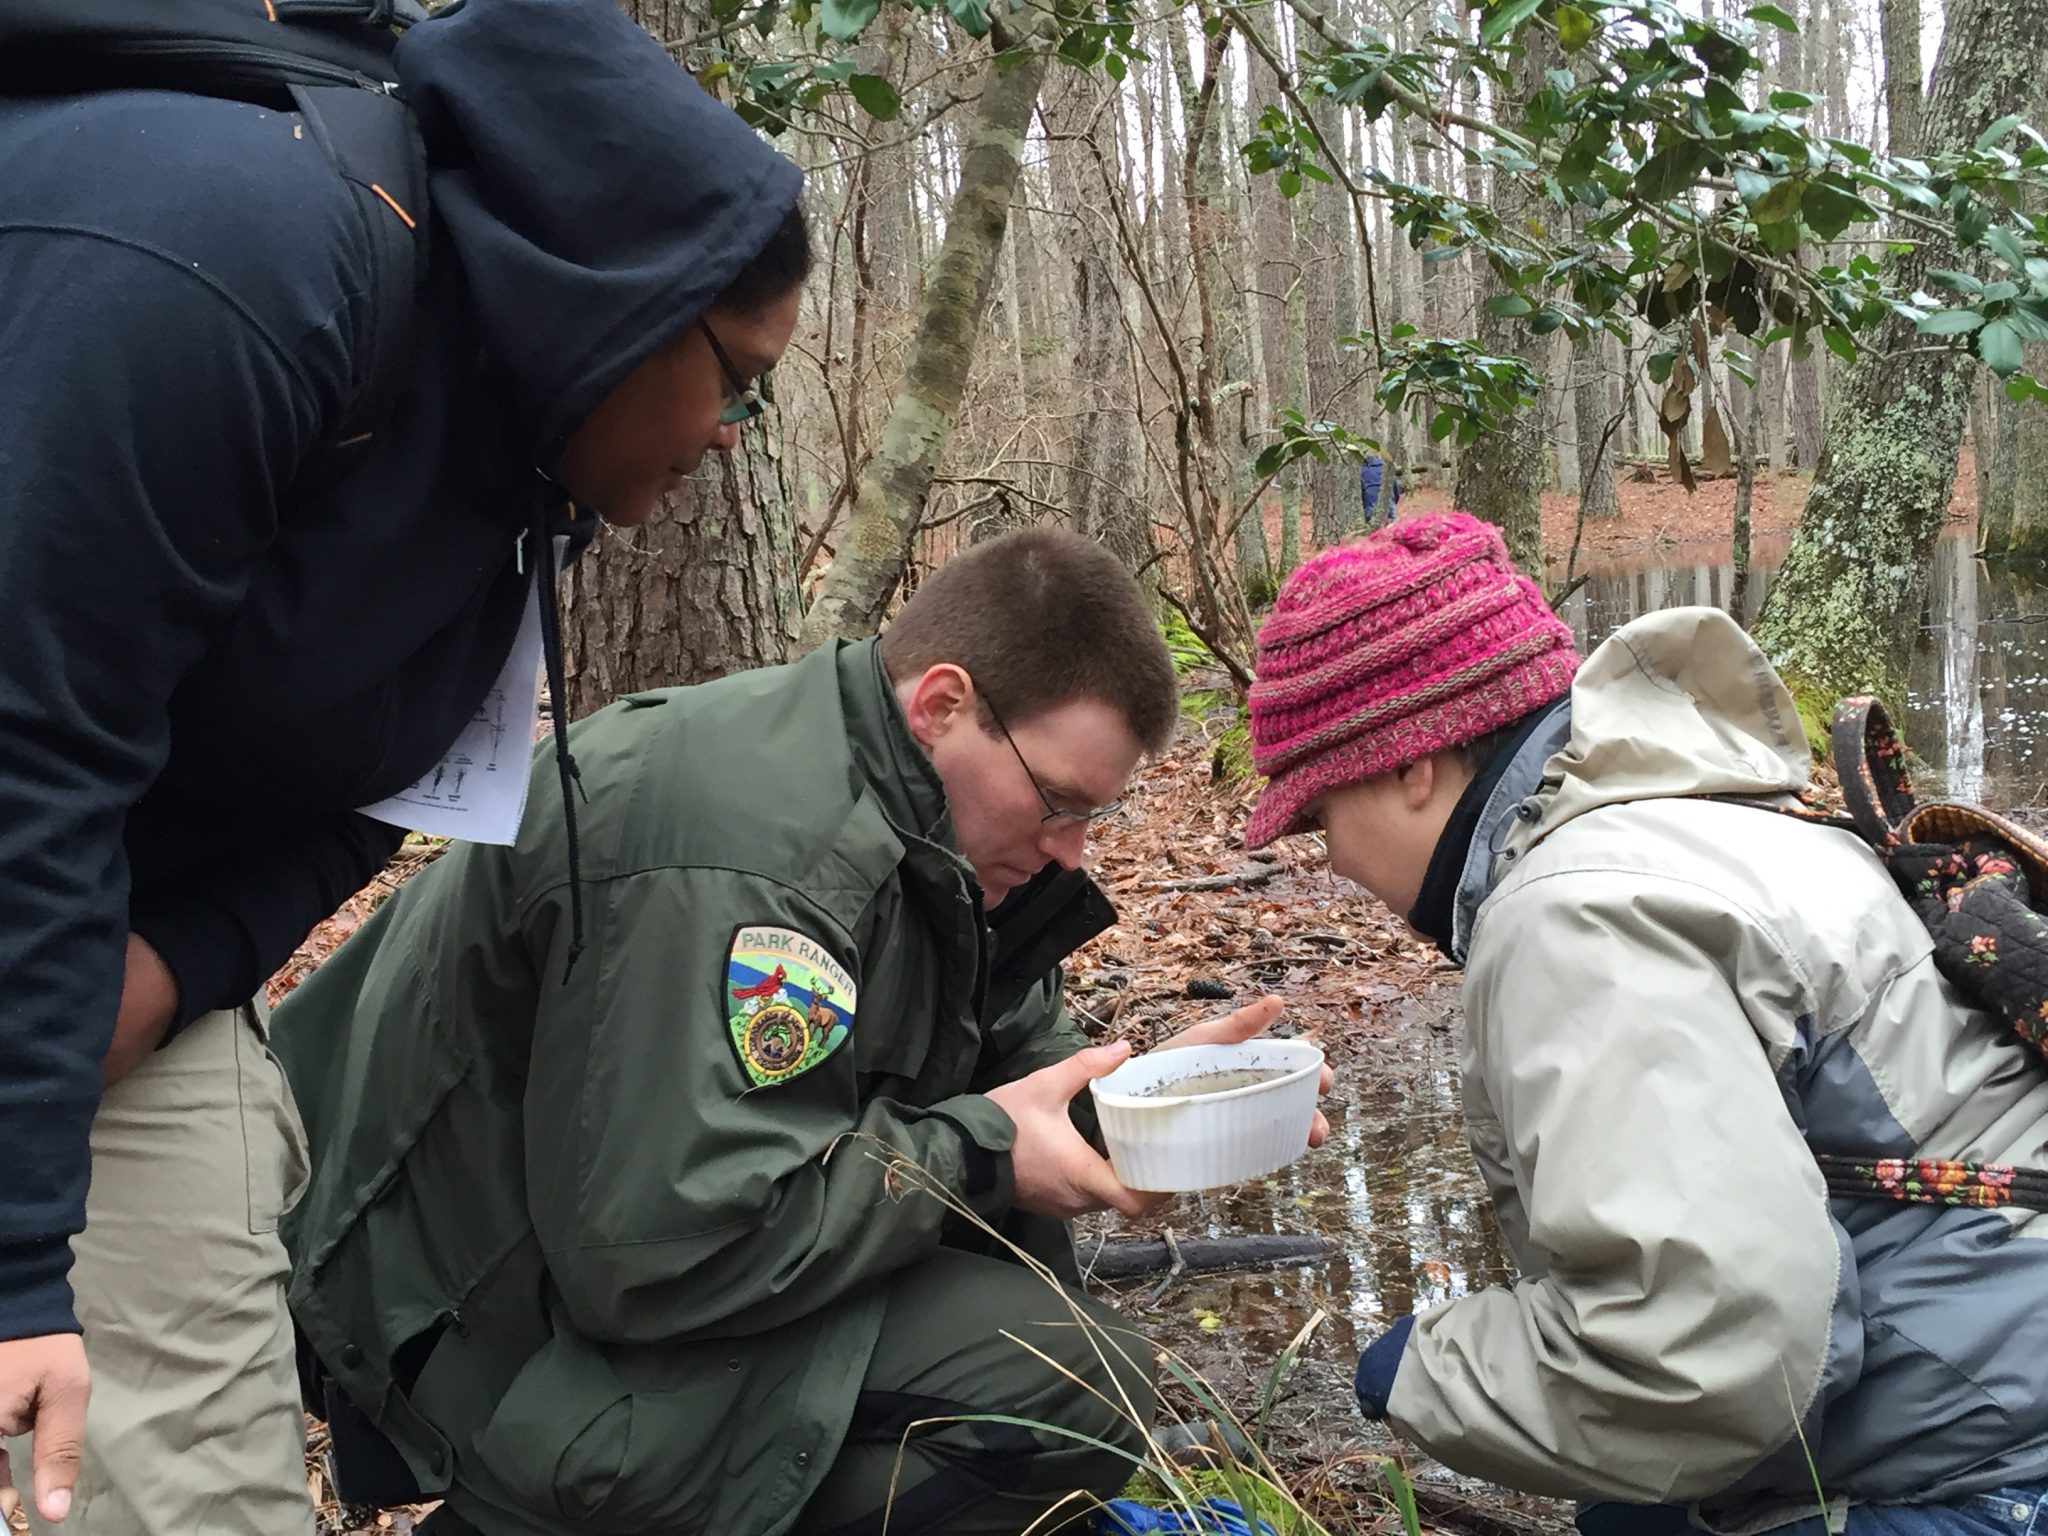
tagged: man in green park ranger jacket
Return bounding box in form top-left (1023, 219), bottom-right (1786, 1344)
top-left (274, 529), bottom-right (1317, 1536)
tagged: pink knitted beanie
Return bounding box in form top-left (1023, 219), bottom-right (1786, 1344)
top-left (1244, 513), bottom-right (1580, 848)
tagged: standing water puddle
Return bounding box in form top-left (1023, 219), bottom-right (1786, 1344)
top-left (1553, 533), bottom-right (2048, 807)
top-left (1105, 997), bottom-right (1511, 1366)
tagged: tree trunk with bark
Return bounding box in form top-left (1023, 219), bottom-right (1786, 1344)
top-left (1571, 328), bottom-right (1622, 522)
top-left (1222, 74), bottom-right (1273, 591)
top-left (1880, 0), bottom-right (1922, 155)
top-left (1777, 0), bottom-right (1824, 471)
top-left (1982, 384), bottom-right (2019, 554)
top-left (2006, 342), bottom-right (2048, 560)
top-left (1731, 355), bottom-right (1767, 623)
top-left (798, 2), bottom-right (1060, 647)
top-left (1066, 249), bottom-right (1150, 572)
top-left (1304, 179), bottom-right (1351, 546)
top-left (1453, 33), bottom-right (1552, 574)
top-left (560, 434), bottom-right (803, 718)
top-left (1752, 0), bottom-right (2046, 717)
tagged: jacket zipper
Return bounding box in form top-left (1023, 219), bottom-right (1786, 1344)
top-left (93, 39), bottom-right (396, 94)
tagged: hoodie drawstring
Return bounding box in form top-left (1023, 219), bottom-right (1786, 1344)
top-left (530, 491), bottom-right (588, 981)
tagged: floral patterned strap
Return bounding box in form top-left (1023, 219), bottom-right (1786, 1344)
top-left (1812, 1153), bottom-right (2048, 1212)
top-left (1832, 696), bottom-right (1918, 843)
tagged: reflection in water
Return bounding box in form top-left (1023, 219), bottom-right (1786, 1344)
top-left (1148, 1011), bottom-right (1514, 1362)
top-left (1552, 535), bottom-right (2048, 809)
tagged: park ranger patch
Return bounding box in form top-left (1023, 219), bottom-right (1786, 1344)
top-left (725, 925), bottom-right (858, 1087)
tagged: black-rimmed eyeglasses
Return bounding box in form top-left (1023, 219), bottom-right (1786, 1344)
top-left (701, 320), bottom-right (767, 427)
top-left (981, 692), bottom-right (1124, 826)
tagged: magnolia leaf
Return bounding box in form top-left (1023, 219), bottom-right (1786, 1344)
top-left (846, 73), bottom-right (901, 120)
top-left (1479, 0), bottom-right (1544, 47)
top-left (1636, 140), bottom-right (1712, 205)
top-left (1916, 308), bottom-right (1986, 335)
top-left (818, 0), bottom-right (879, 41)
top-left (1758, 219), bottom-right (1801, 254)
top-left (1977, 114), bottom-right (2025, 153)
top-left (1733, 167), bottom-right (1777, 206)
top-left (1987, 225), bottom-right (2029, 273)
top-left (1752, 176), bottom-right (1805, 225)
top-left (1555, 4), bottom-right (1597, 51)
top-left (943, 0), bottom-right (991, 38)
top-left (1800, 180), bottom-right (1870, 242)
top-left (1980, 318), bottom-right (2024, 376)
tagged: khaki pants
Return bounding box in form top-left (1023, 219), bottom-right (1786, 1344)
top-left (4, 1006), bottom-right (316, 1536)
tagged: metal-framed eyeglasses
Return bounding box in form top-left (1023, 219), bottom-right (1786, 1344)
top-left (980, 691), bottom-right (1124, 826)
top-left (701, 319), bottom-right (768, 426)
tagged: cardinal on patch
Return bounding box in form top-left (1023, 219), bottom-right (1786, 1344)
top-left (731, 964), bottom-right (786, 1002)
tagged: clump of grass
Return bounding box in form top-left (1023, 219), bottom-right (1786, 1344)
top-left (1110, 1465), bottom-right (1330, 1536)
top-left (1163, 611), bottom-right (1217, 678)
top-left (1210, 714), bottom-right (1255, 785)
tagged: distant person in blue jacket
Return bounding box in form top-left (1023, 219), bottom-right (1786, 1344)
top-left (1360, 454), bottom-right (1402, 526)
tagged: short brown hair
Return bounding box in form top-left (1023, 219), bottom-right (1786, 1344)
top-left (881, 529), bottom-right (1179, 754)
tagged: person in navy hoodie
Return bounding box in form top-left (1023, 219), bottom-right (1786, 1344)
top-left (0, 2), bottom-right (809, 1528)
top-left (1359, 453), bottom-right (1402, 526)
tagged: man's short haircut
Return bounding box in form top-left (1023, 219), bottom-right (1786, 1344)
top-left (881, 528), bottom-right (1179, 754)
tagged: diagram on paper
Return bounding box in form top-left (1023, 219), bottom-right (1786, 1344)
top-left (358, 588), bottom-right (545, 847)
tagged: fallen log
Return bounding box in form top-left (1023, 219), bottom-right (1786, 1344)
top-left (1407, 1482), bottom-right (1573, 1536)
top-left (1146, 864), bottom-right (1283, 893)
top-left (1077, 1233), bottom-right (1337, 1283)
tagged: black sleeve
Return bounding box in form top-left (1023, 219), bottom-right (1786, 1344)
top-left (130, 812), bottom-right (406, 1032)
top-left (0, 233), bottom-right (329, 1339)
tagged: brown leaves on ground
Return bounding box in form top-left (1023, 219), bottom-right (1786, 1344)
top-left (1069, 735), bottom-right (1450, 1061)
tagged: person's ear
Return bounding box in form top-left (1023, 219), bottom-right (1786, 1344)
top-left (900, 664), bottom-right (975, 750)
top-left (1399, 755), bottom-right (1438, 813)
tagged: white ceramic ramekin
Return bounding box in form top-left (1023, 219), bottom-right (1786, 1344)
top-left (1088, 1039), bottom-right (1324, 1192)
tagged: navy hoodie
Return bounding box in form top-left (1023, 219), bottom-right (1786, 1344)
top-left (0, 0), bottom-right (803, 1338)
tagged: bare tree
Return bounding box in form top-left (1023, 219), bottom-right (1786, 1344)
top-left (1880, 0), bottom-right (1922, 155)
top-left (1452, 29), bottom-right (1552, 574)
top-left (800, 0), bottom-right (1062, 646)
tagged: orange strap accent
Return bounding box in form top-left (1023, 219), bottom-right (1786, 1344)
top-left (369, 183), bottom-right (417, 230)
top-left (262, 0), bottom-right (277, 21)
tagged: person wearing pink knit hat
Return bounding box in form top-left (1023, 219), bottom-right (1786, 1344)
top-left (1247, 512), bottom-right (2048, 1536)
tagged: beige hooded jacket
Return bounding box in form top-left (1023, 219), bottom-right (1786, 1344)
top-left (1382, 608), bottom-right (2048, 1531)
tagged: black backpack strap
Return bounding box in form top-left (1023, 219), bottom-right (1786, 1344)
top-left (0, 0), bottom-right (429, 455)
top-left (1831, 695), bottom-right (1918, 845)
top-left (287, 81), bottom-right (428, 447)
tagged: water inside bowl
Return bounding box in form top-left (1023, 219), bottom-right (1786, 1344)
top-left (1140, 1066), bottom-right (1292, 1098)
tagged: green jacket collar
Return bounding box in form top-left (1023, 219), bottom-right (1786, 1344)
top-left (835, 637), bottom-right (959, 855)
